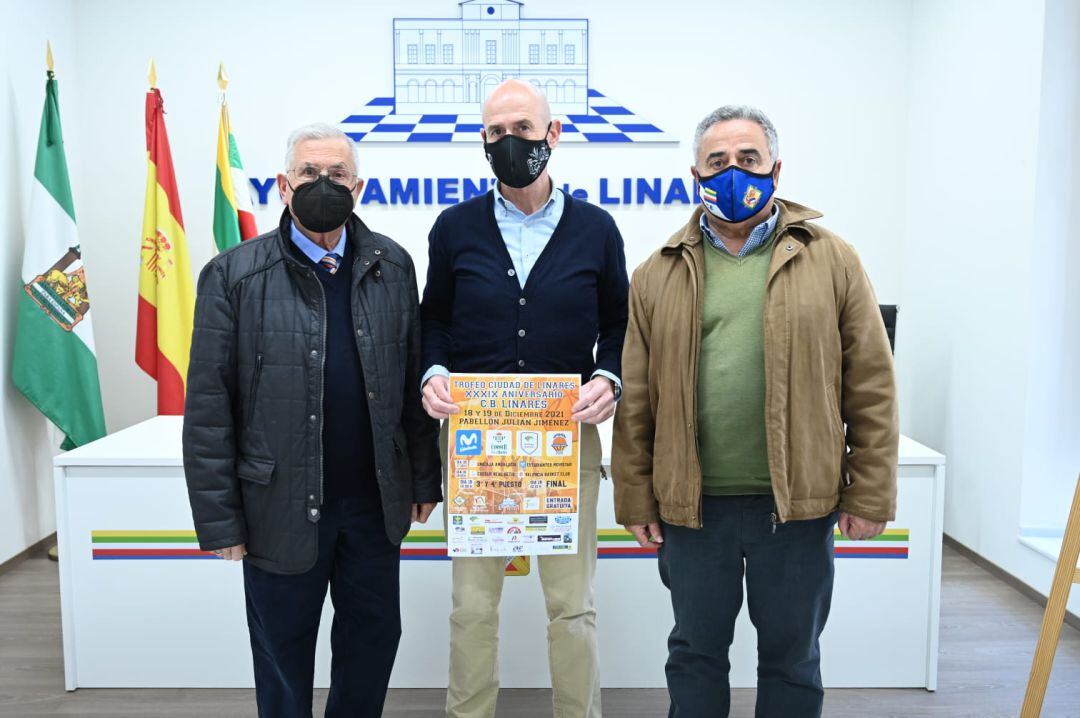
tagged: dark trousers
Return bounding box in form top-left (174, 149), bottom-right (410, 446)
top-left (243, 496), bottom-right (401, 718)
top-left (658, 495), bottom-right (836, 718)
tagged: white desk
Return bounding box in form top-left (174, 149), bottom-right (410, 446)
top-left (55, 416), bottom-right (945, 690)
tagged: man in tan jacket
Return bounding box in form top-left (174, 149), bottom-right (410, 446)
top-left (612, 105), bottom-right (898, 718)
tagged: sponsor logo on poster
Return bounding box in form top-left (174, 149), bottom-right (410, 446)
top-left (518, 430), bottom-right (541, 456)
top-left (547, 431), bottom-right (572, 457)
top-left (456, 429), bottom-right (482, 455)
top-left (487, 429), bottom-right (513, 455)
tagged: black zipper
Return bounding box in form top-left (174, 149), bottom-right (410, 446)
top-left (247, 354), bottom-right (263, 424)
top-left (313, 273), bottom-right (327, 508)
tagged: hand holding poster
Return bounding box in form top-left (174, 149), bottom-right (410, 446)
top-left (446, 374), bottom-right (580, 558)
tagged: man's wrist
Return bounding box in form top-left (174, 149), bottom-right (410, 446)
top-left (421, 365), bottom-right (450, 392)
top-left (590, 370), bottom-right (622, 401)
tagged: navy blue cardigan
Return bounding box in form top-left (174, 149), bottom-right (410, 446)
top-left (420, 190), bottom-right (628, 383)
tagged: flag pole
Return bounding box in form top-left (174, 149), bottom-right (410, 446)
top-left (45, 40), bottom-right (62, 563)
top-left (147, 58), bottom-right (157, 89)
top-left (217, 60), bottom-right (228, 105)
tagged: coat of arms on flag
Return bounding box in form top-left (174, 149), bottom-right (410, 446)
top-left (23, 246), bottom-right (91, 331)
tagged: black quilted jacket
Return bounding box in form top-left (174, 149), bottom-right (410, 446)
top-left (182, 209), bottom-right (441, 574)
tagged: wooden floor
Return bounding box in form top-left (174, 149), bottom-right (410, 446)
top-left (1, 545), bottom-right (1079, 717)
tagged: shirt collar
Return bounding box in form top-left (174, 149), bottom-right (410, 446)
top-left (493, 179), bottom-right (562, 219)
top-left (700, 203), bottom-right (779, 257)
top-left (289, 221), bottom-right (347, 265)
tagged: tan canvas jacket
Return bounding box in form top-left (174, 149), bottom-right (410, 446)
top-left (612, 199), bottom-right (898, 528)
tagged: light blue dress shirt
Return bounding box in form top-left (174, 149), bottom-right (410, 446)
top-left (699, 203), bottom-right (779, 257)
top-left (289, 221), bottom-right (347, 267)
top-left (493, 178), bottom-right (564, 285)
top-left (422, 181), bottom-right (622, 395)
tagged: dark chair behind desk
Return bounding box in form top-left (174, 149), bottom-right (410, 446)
top-left (879, 304), bottom-right (898, 354)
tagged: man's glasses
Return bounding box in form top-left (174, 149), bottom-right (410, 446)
top-left (288, 164), bottom-right (357, 187)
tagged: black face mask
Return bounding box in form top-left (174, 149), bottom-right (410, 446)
top-left (483, 123), bottom-right (552, 189)
top-left (288, 176), bottom-right (356, 233)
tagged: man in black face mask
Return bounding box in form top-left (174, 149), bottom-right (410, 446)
top-left (420, 80), bottom-right (629, 718)
top-left (183, 123), bottom-right (440, 718)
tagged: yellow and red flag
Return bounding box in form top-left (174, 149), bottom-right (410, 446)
top-left (136, 77), bottom-right (194, 415)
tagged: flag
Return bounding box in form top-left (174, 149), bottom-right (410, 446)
top-left (212, 99), bottom-right (256, 251)
top-left (12, 68), bottom-right (107, 450)
top-left (136, 84), bottom-right (195, 415)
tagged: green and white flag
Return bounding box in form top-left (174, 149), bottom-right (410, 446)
top-left (12, 69), bottom-right (106, 450)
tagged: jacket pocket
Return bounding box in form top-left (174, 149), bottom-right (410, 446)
top-left (391, 427), bottom-right (413, 497)
top-left (392, 428), bottom-right (406, 456)
top-left (825, 384), bottom-right (850, 492)
top-left (825, 384), bottom-right (844, 444)
top-left (236, 455), bottom-right (275, 486)
top-left (247, 354), bottom-right (263, 424)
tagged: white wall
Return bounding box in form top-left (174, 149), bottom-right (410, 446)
top-left (67, 0), bottom-right (912, 433)
top-left (5, 0), bottom-right (1078, 608)
top-left (897, 0), bottom-right (1080, 614)
top-left (1020, 0), bottom-right (1080, 534)
top-left (0, 0), bottom-right (81, 563)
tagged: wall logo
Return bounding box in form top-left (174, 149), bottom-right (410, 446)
top-left (340, 0), bottom-right (673, 144)
top-left (456, 429), bottom-right (483, 455)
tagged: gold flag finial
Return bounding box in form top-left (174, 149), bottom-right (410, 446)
top-left (46, 42), bottom-right (55, 73)
top-left (217, 62), bottom-right (229, 92)
top-left (148, 58), bottom-right (157, 88)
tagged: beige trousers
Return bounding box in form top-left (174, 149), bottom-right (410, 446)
top-left (441, 422), bottom-right (603, 718)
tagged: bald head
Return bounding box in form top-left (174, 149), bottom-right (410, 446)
top-left (481, 79), bottom-right (554, 143)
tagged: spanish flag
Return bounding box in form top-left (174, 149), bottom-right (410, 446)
top-left (136, 75), bottom-right (194, 415)
top-left (212, 64), bottom-right (256, 252)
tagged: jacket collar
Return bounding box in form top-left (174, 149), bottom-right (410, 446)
top-left (274, 209), bottom-right (384, 272)
top-left (662, 198), bottom-right (823, 254)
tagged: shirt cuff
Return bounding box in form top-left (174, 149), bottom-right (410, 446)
top-left (421, 365), bottom-right (450, 395)
top-left (590, 370), bottom-right (622, 400)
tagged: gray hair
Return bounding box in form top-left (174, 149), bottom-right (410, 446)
top-left (693, 105), bottom-right (779, 163)
top-left (284, 122), bottom-right (359, 171)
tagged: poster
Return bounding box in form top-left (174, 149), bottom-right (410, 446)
top-left (446, 374), bottom-right (581, 557)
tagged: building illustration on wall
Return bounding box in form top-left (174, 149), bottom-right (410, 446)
top-left (394, 0), bottom-right (587, 116)
top-left (339, 1), bottom-right (673, 143)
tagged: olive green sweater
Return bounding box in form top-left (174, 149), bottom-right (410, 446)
top-left (697, 235), bottom-right (775, 496)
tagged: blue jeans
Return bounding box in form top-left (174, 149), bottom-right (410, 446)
top-left (658, 495), bottom-right (837, 718)
top-left (243, 496), bottom-right (401, 718)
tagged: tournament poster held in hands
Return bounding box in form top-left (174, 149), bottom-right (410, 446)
top-left (446, 374), bottom-right (581, 558)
